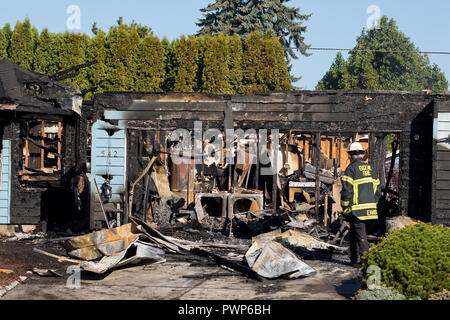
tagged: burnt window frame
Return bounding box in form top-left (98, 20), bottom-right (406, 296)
top-left (19, 118), bottom-right (64, 185)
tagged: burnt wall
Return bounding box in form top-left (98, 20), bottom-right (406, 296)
top-left (94, 90), bottom-right (449, 223)
top-left (432, 99), bottom-right (450, 226)
top-left (399, 101), bottom-right (434, 221)
top-left (0, 113), bottom-right (85, 225)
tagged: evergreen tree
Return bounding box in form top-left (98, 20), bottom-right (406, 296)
top-left (172, 36), bottom-right (199, 92)
top-left (2, 24), bottom-right (13, 44)
top-left (116, 17), bottom-right (152, 39)
top-left (0, 18), bottom-right (294, 95)
top-left (161, 37), bottom-right (175, 92)
top-left (346, 50), bottom-right (379, 90)
top-left (9, 19), bottom-right (34, 69)
top-left (34, 29), bottom-right (61, 75)
top-left (261, 30), bottom-right (291, 91)
top-left (0, 30), bottom-right (7, 59)
top-left (229, 33), bottom-right (243, 94)
top-left (242, 31), bottom-right (265, 94)
top-left (241, 31), bottom-right (290, 94)
top-left (316, 52), bottom-right (350, 90)
top-left (91, 22), bottom-right (99, 36)
top-left (86, 29), bottom-right (107, 95)
top-left (135, 34), bottom-right (165, 92)
top-left (105, 24), bottom-right (135, 91)
top-left (195, 35), bottom-right (209, 92)
top-left (31, 27), bottom-right (39, 57)
top-left (197, 0), bottom-right (311, 61)
top-left (201, 34), bottom-right (232, 94)
top-left (128, 28), bottom-right (141, 90)
top-left (317, 16), bottom-right (448, 93)
top-left (197, 0), bottom-right (242, 35)
top-left (59, 32), bottom-right (90, 90)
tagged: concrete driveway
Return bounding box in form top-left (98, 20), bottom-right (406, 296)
top-left (3, 254), bottom-right (361, 300)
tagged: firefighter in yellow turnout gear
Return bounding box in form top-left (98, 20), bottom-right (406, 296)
top-left (341, 142), bottom-right (381, 267)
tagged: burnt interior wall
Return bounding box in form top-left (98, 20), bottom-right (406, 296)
top-left (94, 90), bottom-right (449, 225)
top-left (125, 127), bottom-right (170, 220)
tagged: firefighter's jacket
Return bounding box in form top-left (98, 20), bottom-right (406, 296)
top-left (341, 158), bottom-right (381, 220)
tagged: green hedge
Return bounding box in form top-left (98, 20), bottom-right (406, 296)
top-left (361, 223), bottom-right (450, 299)
top-left (0, 19), bottom-right (291, 95)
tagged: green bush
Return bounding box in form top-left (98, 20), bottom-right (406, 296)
top-left (429, 289), bottom-right (450, 300)
top-left (353, 285), bottom-right (419, 300)
top-left (361, 223), bottom-right (450, 299)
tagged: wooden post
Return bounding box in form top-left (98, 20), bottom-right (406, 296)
top-left (302, 135), bottom-right (306, 171)
top-left (314, 133), bottom-right (321, 221)
top-left (186, 161), bottom-right (190, 209)
top-left (255, 137), bottom-right (259, 190)
top-left (24, 139), bottom-right (29, 168)
top-left (57, 122), bottom-right (62, 170)
top-left (338, 133), bottom-right (342, 170)
top-left (40, 121), bottom-right (45, 169)
top-left (143, 174), bottom-right (150, 222)
top-left (272, 131), bottom-right (278, 214)
top-left (285, 132), bottom-right (289, 175)
top-left (93, 178), bottom-right (111, 229)
top-left (324, 194), bottom-right (328, 227)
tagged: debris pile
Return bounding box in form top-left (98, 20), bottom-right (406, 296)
top-left (32, 211), bottom-right (350, 283)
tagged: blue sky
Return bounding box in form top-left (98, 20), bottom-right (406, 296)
top-left (1, 0), bottom-right (449, 90)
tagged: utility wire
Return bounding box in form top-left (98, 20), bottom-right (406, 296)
top-left (305, 47), bottom-right (450, 55)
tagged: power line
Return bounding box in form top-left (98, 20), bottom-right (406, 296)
top-left (304, 47), bottom-right (450, 55)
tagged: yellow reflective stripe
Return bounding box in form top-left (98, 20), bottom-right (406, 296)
top-left (354, 177), bottom-right (374, 185)
top-left (351, 203), bottom-right (377, 210)
top-left (341, 200), bottom-right (350, 206)
top-left (358, 215), bottom-right (378, 221)
top-left (354, 183), bottom-right (358, 205)
top-left (341, 176), bottom-right (354, 185)
top-left (373, 179), bottom-right (380, 195)
top-left (344, 207), bottom-right (351, 214)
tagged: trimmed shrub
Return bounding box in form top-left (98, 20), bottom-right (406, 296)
top-left (361, 223), bottom-right (450, 299)
top-left (353, 285), bottom-right (420, 300)
top-left (429, 289), bottom-right (450, 300)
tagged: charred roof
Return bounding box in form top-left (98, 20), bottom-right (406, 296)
top-left (0, 59), bottom-right (82, 115)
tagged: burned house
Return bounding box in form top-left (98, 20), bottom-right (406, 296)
top-left (88, 90), bottom-right (450, 233)
top-left (0, 59), bottom-right (87, 228)
top-left (0, 58), bottom-right (448, 232)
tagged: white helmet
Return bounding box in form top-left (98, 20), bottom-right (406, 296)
top-left (348, 142), bottom-right (364, 153)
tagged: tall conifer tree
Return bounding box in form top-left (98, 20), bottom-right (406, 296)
top-left (172, 36), bottom-right (199, 92)
top-left (105, 24), bottom-right (134, 91)
top-left (34, 29), bottom-right (61, 75)
top-left (317, 16), bottom-right (448, 93)
top-left (161, 37), bottom-right (175, 92)
top-left (202, 34), bottom-right (232, 94)
top-left (136, 34), bottom-right (165, 92)
top-left (0, 30), bottom-right (8, 59)
top-left (86, 29), bottom-right (107, 94)
top-left (229, 33), bottom-right (243, 94)
top-left (9, 19), bottom-right (34, 69)
top-left (59, 32), bottom-right (89, 90)
top-left (197, 0), bottom-right (311, 61)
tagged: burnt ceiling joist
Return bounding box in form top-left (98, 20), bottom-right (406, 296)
top-left (94, 90), bottom-right (443, 133)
